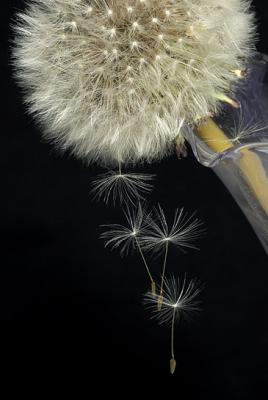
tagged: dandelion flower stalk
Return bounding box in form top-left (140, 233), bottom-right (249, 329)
top-left (196, 116), bottom-right (268, 215)
top-left (144, 275), bottom-right (202, 374)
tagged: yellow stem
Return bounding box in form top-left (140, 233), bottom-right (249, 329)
top-left (196, 118), bottom-right (268, 215)
top-left (196, 118), bottom-right (234, 153)
top-left (215, 94), bottom-right (240, 109)
top-left (157, 294), bottom-right (163, 312)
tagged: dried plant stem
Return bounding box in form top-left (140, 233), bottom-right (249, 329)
top-left (196, 118), bottom-right (268, 215)
top-left (170, 308), bottom-right (177, 374)
top-left (135, 239), bottom-right (155, 295)
top-left (158, 241), bottom-right (169, 310)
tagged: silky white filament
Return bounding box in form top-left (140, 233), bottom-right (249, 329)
top-left (91, 170), bottom-right (155, 205)
top-left (142, 205), bottom-right (204, 254)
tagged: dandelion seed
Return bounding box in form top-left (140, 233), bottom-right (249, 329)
top-left (109, 28), bottom-right (116, 39)
top-left (85, 6), bottom-right (93, 15)
top-left (216, 93), bottom-right (240, 109)
top-left (229, 109), bottom-right (268, 145)
top-left (144, 274), bottom-right (202, 374)
top-left (132, 21), bottom-right (139, 29)
top-left (112, 48), bottom-right (118, 57)
top-left (130, 41), bottom-right (139, 51)
top-left (165, 10), bottom-right (171, 18)
top-left (143, 206), bottom-right (204, 254)
top-left (232, 69), bottom-right (247, 79)
top-left (142, 206), bottom-right (203, 307)
top-left (101, 204), bottom-right (156, 293)
top-left (91, 167), bottom-right (155, 205)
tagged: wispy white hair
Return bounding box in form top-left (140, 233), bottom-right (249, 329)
top-left (12, 0), bottom-right (256, 166)
top-left (144, 274), bottom-right (202, 326)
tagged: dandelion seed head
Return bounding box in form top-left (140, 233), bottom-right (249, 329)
top-left (13, 0), bottom-right (256, 166)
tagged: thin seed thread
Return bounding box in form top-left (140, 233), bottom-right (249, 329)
top-left (160, 241), bottom-right (169, 296)
top-left (171, 307), bottom-right (176, 359)
top-left (136, 238), bottom-right (154, 285)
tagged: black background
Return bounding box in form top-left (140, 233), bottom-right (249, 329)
top-left (2, 1), bottom-right (268, 397)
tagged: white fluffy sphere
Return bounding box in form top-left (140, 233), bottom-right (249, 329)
top-left (13, 0), bottom-right (256, 165)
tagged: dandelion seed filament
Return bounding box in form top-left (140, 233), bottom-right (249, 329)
top-left (136, 238), bottom-right (155, 292)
